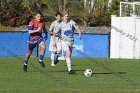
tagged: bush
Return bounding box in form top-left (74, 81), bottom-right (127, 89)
top-left (0, 0), bottom-right (32, 27)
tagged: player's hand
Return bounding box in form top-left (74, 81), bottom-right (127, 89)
top-left (78, 35), bottom-right (82, 40)
top-left (36, 27), bottom-right (43, 32)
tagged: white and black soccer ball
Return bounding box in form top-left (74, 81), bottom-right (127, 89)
top-left (84, 69), bottom-right (93, 77)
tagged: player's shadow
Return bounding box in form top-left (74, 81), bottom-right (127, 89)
top-left (59, 64), bottom-right (93, 67)
top-left (52, 69), bottom-right (85, 72)
top-left (50, 69), bottom-right (126, 75)
top-left (75, 69), bottom-right (127, 75)
top-left (93, 72), bottom-right (126, 74)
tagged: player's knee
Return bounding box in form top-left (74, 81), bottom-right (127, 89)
top-left (66, 50), bottom-right (71, 57)
top-left (52, 51), bottom-right (57, 54)
top-left (66, 52), bottom-right (71, 58)
top-left (27, 50), bottom-right (32, 54)
top-left (41, 46), bottom-right (46, 51)
top-left (57, 50), bottom-right (61, 54)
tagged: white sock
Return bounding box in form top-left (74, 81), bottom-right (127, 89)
top-left (51, 53), bottom-right (55, 64)
top-left (66, 58), bottom-right (71, 71)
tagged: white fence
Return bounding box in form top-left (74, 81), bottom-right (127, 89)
top-left (110, 15), bottom-right (140, 59)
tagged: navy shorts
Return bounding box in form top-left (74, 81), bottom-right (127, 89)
top-left (28, 38), bottom-right (44, 50)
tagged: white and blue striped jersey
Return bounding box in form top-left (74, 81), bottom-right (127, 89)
top-left (49, 20), bottom-right (61, 35)
top-left (49, 20), bottom-right (61, 42)
top-left (57, 20), bottom-right (79, 44)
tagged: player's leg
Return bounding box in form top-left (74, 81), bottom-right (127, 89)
top-left (23, 50), bottom-right (33, 71)
top-left (38, 40), bottom-right (46, 68)
top-left (49, 40), bottom-right (57, 66)
top-left (51, 51), bottom-right (57, 66)
top-left (23, 42), bottom-right (35, 71)
top-left (24, 50), bottom-right (33, 64)
top-left (65, 48), bottom-right (72, 71)
top-left (57, 45), bottom-right (65, 60)
top-left (57, 50), bottom-right (65, 60)
top-left (58, 42), bottom-right (65, 60)
top-left (56, 41), bottom-right (62, 55)
top-left (62, 42), bottom-right (75, 74)
top-left (53, 41), bottom-right (62, 64)
top-left (56, 49), bottom-right (62, 60)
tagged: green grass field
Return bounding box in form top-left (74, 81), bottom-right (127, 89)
top-left (0, 57), bottom-right (140, 93)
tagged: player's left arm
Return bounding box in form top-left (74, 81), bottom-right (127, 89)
top-left (42, 25), bottom-right (48, 40)
top-left (76, 27), bottom-right (82, 40)
top-left (72, 20), bottom-right (82, 40)
top-left (40, 21), bottom-right (48, 40)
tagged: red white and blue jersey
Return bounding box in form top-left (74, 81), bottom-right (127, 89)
top-left (28, 19), bottom-right (45, 43)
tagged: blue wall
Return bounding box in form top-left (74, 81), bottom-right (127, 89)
top-left (0, 32), bottom-right (109, 58)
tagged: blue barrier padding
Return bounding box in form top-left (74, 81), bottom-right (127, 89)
top-left (72, 34), bottom-right (109, 58)
top-left (0, 32), bottom-right (36, 57)
top-left (0, 32), bottom-right (109, 58)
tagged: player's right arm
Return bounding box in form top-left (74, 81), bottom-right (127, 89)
top-left (48, 22), bottom-right (56, 46)
top-left (48, 22), bottom-right (55, 35)
top-left (28, 27), bottom-right (41, 34)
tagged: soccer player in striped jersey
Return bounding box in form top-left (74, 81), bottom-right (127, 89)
top-left (49, 12), bottom-right (62, 66)
top-left (56, 11), bottom-right (82, 74)
top-left (23, 11), bottom-right (48, 71)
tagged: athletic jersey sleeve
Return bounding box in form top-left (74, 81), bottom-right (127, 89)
top-left (28, 21), bottom-right (34, 30)
top-left (54, 22), bottom-right (62, 33)
top-left (71, 20), bottom-right (79, 29)
top-left (39, 21), bottom-right (45, 28)
top-left (49, 22), bottom-right (55, 32)
top-left (29, 21), bottom-right (34, 26)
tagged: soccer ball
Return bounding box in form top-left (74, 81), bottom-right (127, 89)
top-left (84, 69), bottom-right (93, 77)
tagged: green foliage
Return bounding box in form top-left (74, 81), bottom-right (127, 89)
top-left (0, 0), bottom-right (32, 27)
top-left (80, 0), bottom-right (111, 26)
top-left (43, 0), bottom-right (63, 16)
top-left (90, 11), bottom-right (111, 26)
top-left (2, 0), bottom-right (140, 27)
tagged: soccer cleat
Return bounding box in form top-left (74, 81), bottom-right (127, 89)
top-left (58, 56), bottom-right (65, 60)
top-left (68, 70), bottom-right (75, 74)
top-left (54, 55), bottom-right (59, 65)
top-left (51, 64), bottom-right (56, 66)
top-left (39, 61), bottom-right (45, 68)
top-left (23, 64), bottom-right (27, 72)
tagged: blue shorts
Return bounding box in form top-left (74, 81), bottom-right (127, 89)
top-left (28, 38), bottom-right (44, 50)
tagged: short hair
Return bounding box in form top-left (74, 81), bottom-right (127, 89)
top-left (62, 11), bottom-right (69, 16)
top-left (55, 12), bottom-right (62, 17)
top-left (33, 11), bottom-right (42, 16)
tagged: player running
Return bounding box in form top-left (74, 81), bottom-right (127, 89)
top-left (56, 11), bottom-right (82, 74)
top-left (49, 12), bottom-right (62, 66)
top-left (23, 11), bottom-right (48, 71)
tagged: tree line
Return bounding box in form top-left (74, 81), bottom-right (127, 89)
top-left (0, 0), bottom-right (139, 27)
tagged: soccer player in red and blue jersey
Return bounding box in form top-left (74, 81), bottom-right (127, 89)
top-left (23, 11), bottom-right (48, 71)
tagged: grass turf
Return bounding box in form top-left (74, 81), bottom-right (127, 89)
top-left (0, 57), bottom-right (140, 93)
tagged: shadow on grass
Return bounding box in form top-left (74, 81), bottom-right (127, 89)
top-left (93, 72), bottom-right (126, 75)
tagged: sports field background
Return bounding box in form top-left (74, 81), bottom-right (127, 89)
top-left (0, 57), bottom-right (140, 93)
